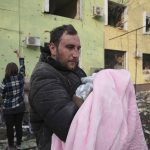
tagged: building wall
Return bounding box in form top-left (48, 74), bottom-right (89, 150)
top-left (0, 0), bottom-right (104, 80)
top-left (104, 0), bottom-right (150, 85)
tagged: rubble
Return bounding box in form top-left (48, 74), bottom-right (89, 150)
top-left (136, 90), bottom-right (150, 149)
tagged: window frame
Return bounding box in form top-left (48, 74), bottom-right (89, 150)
top-left (43, 0), bottom-right (83, 19)
top-left (104, 0), bottom-right (128, 30)
top-left (143, 11), bottom-right (150, 34)
top-left (104, 49), bottom-right (127, 69)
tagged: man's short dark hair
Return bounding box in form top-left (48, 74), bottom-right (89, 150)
top-left (50, 24), bottom-right (78, 46)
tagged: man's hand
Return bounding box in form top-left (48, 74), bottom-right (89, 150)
top-left (73, 95), bottom-right (84, 108)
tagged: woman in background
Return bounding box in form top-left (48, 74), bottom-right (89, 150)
top-left (0, 50), bottom-right (25, 150)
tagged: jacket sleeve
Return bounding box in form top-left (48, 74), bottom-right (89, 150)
top-left (29, 68), bottom-right (78, 141)
top-left (19, 58), bottom-right (25, 76)
top-left (0, 82), bottom-right (3, 97)
top-left (0, 81), bottom-right (5, 107)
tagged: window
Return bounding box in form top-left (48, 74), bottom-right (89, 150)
top-left (143, 12), bottom-right (150, 34)
top-left (105, 49), bottom-right (126, 69)
top-left (143, 53), bottom-right (150, 74)
top-left (105, 0), bottom-right (127, 30)
top-left (43, 0), bottom-right (82, 19)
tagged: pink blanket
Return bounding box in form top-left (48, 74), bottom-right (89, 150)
top-left (51, 69), bottom-right (148, 150)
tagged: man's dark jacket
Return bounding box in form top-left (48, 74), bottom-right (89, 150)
top-left (29, 47), bottom-right (86, 150)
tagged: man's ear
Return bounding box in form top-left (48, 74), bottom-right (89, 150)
top-left (49, 43), bottom-right (56, 59)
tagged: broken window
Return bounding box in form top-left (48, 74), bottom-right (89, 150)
top-left (105, 49), bottom-right (126, 69)
top-left (143, 12), bottom-right (150, 34)
top-left (107, 0), bottom-right (127, 29)
top-left (43, 0), bottom-right (81, 19)
top-left (143, 53), bottom-right (150, 74)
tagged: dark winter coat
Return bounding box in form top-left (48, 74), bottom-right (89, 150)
top-left (29, 48), bottom-right (86, 150)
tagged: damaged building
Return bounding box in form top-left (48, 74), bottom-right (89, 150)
top-left (0, 0), bottom-right (150, 149)
top-left (105, 0), bottom-right (150, 148)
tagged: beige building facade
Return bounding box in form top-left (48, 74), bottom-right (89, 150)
top-left (104, 0), bottom-right (150, 91)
